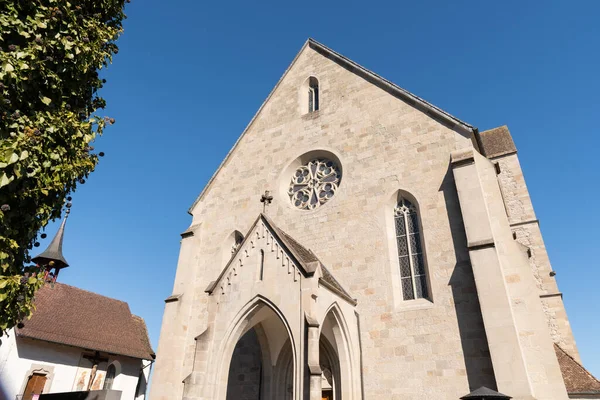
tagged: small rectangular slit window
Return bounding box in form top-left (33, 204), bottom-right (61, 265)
top-left (259, 250), bottom-right (264, 281)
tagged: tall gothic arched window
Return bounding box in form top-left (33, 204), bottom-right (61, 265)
top-left (103, 364), bottom-right (116, 390)
top-left (394, 197), bottom-right (428, 300)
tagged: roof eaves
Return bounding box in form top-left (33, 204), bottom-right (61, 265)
top-left (318, 277), bottom-right (357, 306)
top-left (17, 331), bottom-right (154, 360)
top-left (130, 315), bottom-right (156, 359)
top-left (567, 391), bottom-right (600, 395)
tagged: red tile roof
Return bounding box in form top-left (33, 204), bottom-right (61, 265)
top-left (17, 283), bottom-right (155, 360)
top-left (555, 344), bottom-right (600, 395)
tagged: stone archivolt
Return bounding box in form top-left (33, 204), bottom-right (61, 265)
top-left (189, 213), bottom-right (360, 400)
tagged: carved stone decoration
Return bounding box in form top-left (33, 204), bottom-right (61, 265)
top-left (288, 159), bottom-right (341, 210)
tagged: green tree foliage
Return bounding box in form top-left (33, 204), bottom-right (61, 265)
top-left (0, 0), bottom-right (127, 334)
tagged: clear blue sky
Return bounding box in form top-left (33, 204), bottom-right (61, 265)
top-left (38, 0), bottom-right (600, 377)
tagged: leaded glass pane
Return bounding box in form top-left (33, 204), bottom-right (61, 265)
top-left (409, 233), bottom-right (422, 255)
top-left (396, 235), bottom-right (408, 256)
top-left (401, 277), bottom-right (414, 300)
top-left (412, 254), bottom-right (425, 275)
top-left (406, 212), bottom-right (419, 233)
top-left (414, 275), bottom-right (428, 299)
top-left (308, 89), bottom-right (314, 112)
top-left (399, 256), bottom-right (411, 277)
top-left (395, 215), bottom-right (406, 235)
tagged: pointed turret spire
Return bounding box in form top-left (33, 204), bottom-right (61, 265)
top-left (32, 214), bottom-right (69, 271)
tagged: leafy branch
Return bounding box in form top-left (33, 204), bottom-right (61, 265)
top-left (0, 0), bottom-right (128, 334)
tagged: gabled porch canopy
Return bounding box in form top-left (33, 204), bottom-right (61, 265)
top-left (184, 214), bottom-right (361, 400)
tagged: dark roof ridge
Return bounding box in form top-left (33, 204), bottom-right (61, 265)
top-left (318, 264), bottom-right (357, 306)
top-left (188, 38), bottom-right (478, 214)
top-left (260, 215), bottom-right (355, 304)
top-left (260, 213), bottom-right (320, 274)
top-left (306, 38), bottom-right (476, 133)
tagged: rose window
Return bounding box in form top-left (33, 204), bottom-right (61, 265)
top-left (288, 159), bottom-right (341, 210)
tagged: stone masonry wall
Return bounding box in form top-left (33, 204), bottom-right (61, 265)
top-left (494, 152), bottom-right (580, 361)
top-left (153, 43), bottom-right (497, 400)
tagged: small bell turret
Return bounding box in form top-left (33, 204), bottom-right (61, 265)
top-left (32, 208), bottom-right (70, 282)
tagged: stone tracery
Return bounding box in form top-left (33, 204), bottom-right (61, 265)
top-left (288, 159), bottom-right (341, 210)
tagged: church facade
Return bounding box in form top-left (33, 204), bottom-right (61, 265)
top-left (150, 39), bottom-right (599, 400)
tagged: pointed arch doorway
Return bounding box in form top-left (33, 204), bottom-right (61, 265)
top-left (191, 214), bottom-right (360, 400)
top-left (315, 303), bottom-right (358, 400)
top-left (225, 301), bottom-right (296, 400)
top-left (320, 336), bottom-right (340, 400)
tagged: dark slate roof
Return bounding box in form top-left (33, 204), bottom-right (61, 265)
top-left (319, 264), bottom-right (357, 306)
top-left (478, 125), bottom-right (517, 159)
top-left (261, 215), bottom-right (355, 304)
top-left (16, 283), bottom-right (155, 360)
top-left (555, 344), bottom-right (600, 395)
top-left (460, 386), bottom-right (511, 399)
top-left (262, 214), bottom-right (321, 274)
top-left (32, 217), bottom-right (69, 269)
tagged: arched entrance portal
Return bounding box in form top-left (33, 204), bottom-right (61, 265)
top-left (318, 304), bottom-right (356, 400)
top-left (320, 336), bottom-right (340, 400)
top-left (225, 304), bottom-right (295, 400)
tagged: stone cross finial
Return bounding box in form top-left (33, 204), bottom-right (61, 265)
top-left (260, 190), bottom-right (274, 213)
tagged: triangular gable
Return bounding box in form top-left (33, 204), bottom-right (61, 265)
top-left (205, 214), bottom-right (355, 305)
top-left (188, 38), bottom-right (477, 214)
top-left (204, 213), bottom-right (314, 294)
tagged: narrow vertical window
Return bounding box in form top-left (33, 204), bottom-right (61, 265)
top-left (309, 78), bottom-right (319, 112)
top-left (259, 249), bottom-right (265, 281)
top-left (304, 76), bottom-right (320, 114)
top-left (394, 197), bottom-right (428, 300)
top-left (103, 364), bottom-right (116, 390)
